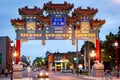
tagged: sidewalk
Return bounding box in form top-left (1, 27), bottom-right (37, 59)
top-left (68, 73), bottom-right (120, 80)
top-left (0, 78), bottom-right (33, 80)
top-left (79, 75), bottom-right (120, 80)
top-left (0, 75), bottom-right (33, 80)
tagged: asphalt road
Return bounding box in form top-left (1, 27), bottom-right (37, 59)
top-left (30, 70), bottom-right (85, 80)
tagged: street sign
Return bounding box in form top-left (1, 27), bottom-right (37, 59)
top-left (51, 18), bottom-right (65, 27)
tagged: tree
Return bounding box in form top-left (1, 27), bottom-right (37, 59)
top-left (117, 26), bottom-right (120, 64)
top-left (21, 55), bottom-right (29, 66)
top-left (32, 57), bottom-right (45, 67)
top-left (100, 32), bottom-right (117, 70)
top-left (80, 41), bottom-right (95, 60)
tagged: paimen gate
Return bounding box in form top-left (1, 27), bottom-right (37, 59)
top-left (11, 1), bottom-right (105, 64)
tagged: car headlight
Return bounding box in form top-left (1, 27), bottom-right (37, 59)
top-left (46, 73), bottom-right (48, 75)
top-left (40, 73), bottom-right (43, 75)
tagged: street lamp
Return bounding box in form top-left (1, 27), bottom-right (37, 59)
top-left (90, 50), bottom-right (96, 58)
top-left (74, 57), bottom-right (76, 67)
top-left (13, 51), bottom-right (17, 64)
top-left (10, 41), bottom-right (15, 80)
top-left (75, 40), bottom-right (79, 75)
top-left (114, 40), bottom-right (119, 78)
top-left (88, 50), bottom-right (96, 75)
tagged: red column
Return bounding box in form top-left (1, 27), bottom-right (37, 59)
top-left (16, 40), bottom-right (21, 64)
top-left (96, 39), bottom-right (100, 62)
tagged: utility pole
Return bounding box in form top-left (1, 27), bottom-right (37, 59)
top-left (76, 40), bottom-right (78, 66)
top-left (84, 41), bottom-right (87, 70)
top-left (76, 40), bottom-right (79, 76)
top-left (87, 41), bottom-right (91, 76)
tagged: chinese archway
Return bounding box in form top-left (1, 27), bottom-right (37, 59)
top-left (11, 1), bottom-right (105, 64)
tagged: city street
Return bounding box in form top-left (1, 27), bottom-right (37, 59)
top-left (0, 70), bottom-right (120, 80)
top-left (25, 70), bottom-right (85, 80)
top-left (0, 70), bottom-right (85, 80)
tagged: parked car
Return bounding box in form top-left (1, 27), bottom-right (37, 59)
top-left (38, 70), bottom-right (49, 78)
top-left (60, 68), bottom-right (72, 73)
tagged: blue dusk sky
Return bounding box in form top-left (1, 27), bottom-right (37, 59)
top-left (0, 0), bottom-right (120, 62)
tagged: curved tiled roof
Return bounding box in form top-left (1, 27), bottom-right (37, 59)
top-left (11, 18), bottom-right (24, 26)
top-left (73, 7), bottom-right (98, 16)
top-left (44, 1), bottom-right (74, 10)
top-left (19, 6), bottom-right (43, 15)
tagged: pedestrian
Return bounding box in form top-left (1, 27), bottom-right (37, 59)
top-left (5, 69), bottom-right (8, 77)
top-left (2, 69), bottom-right (4, 75)
top-left (79, 70), bottom-right (82, 75)
top-left (104, 69), bottom-right (112, 80)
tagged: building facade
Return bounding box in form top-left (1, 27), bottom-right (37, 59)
top-left (48, 52), bottom-right (82, 71)
top-left (0, 36), bottom-right (14, 74)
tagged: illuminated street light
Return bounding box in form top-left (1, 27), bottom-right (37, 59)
top-left (89, 50), bottom-right (96, 75)
top-left (114, 40), bottom-right (119, 78)
top-left (78, 64), bottom-right (83, 69)
top-left (90, 50), bottom-right (96, 57)
top-left (11, 42), bottom-right (14, 47)
top-left (10, 41), bottom-right (15, 63)
top-left (13, 51), bottom-right (17, 57)
top-left (74, 58), bottom-right (76, 61)
top-left (10, 41), bottom-right (15, 80)
top-left (13, 51), bottom-right (17, 64)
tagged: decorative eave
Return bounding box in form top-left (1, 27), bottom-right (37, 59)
top-left (11, 18), bottom-right (24, 30)
top-left (11, 18), bottom-right (24, 26)
top-left (91, 19), bottom-right (105, 30)
top-left (67, 16), bottom-right (80, 24)
top-left (44, 1), bottom-right (74, 10)
top-left (18, 6), bottom-right (44, 15)
top-left (72, 7), bottom-right (98, 16)
top-left (36, 16), bottom-right (51, 25)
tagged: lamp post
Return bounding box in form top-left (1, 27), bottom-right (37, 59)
top-left (73, 57), bottom-right (76, 74)
top-left (13, 51), bottom-right (17, 64)
top-left (114, 40), bottom-right (119, 78)
top-left (88, 50), bottom-right (96, 75)
top-left (76, 40), bottom-right (78, 66)
top-left (10, 41), bottom-right (14, 80)
top-left (76, 40), bottom-right (79, 75)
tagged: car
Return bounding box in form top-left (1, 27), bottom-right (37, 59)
top-left (60, 68), bottom-right (72, 73)
top-left (33, 68), bottom-right (37, 72)
top-left (38, 70), bottom-right (49, 78)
